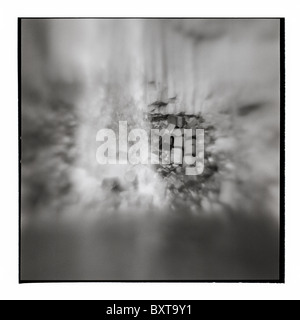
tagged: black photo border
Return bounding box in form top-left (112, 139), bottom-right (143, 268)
top-left (18, 17), bottom-right (285, 284)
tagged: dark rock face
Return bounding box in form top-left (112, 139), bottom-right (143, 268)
top-left (149, 110), bottom-right (224, 213)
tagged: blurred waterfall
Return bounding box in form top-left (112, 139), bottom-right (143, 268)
top-left (21, 19), bottom-right (281, 281)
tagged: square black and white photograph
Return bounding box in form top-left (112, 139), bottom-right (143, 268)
top-left (19, 18), bottom-right (283, 282)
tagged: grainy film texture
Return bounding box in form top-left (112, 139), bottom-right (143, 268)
top-left (20, 19), bottom-right (281, 281)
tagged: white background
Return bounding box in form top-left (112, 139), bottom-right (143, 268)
top-left (0, 0), bottom-right (298, 300)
